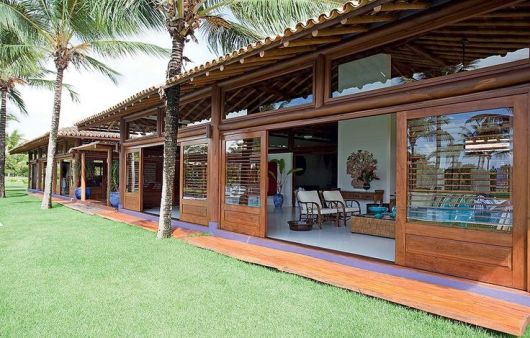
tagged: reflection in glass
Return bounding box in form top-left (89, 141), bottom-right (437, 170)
top-left (224, 67), bottom-right (313, 119)
top-left (225, 138), bottom-right (261, 207)
top-left (126, 152), bottom-right (140, 193)
top-left (331, 47), bottom-right (529, 98)
top-left (407, 108), bottom-right (513, 232)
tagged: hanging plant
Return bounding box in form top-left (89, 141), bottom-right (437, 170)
top-left (346, 150), bottom-right (379, 189)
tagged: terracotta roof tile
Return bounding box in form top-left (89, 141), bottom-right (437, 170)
top-left (10, 126), bottom-right (120, 154)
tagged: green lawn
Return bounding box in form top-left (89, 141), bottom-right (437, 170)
top-left (0, 181), bottom-right (517, 337)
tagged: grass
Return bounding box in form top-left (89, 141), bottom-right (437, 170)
top-left (0, 181), bottom-right (521, 337)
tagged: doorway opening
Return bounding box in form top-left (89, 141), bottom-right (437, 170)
top-left (142, 145), bottom-right (180, 219)
top-left (266, 115), bottom-right (397, 261)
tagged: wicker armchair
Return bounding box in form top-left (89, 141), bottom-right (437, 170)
top-left (296, 190), bottom-right (339, 228)
top-left (322, 190), bottom-right (361, 226)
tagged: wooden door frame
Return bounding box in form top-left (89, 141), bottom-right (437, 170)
top-left (179, 138), bottom-right (209, 226)
top-left (123, 147), bottom-right (143, 212)
top-left (396, 94), bottom-right (528, 289)
top-left (220, 130), bottom-right (268, 237)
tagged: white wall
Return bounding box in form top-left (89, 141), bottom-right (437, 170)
top-left (338, 114), bottom-right (396, 212)
top-left (267, 153), bottom-right (293, 207)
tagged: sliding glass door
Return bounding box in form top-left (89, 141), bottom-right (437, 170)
top-left (396, 95), bottom-right (527, 288)
top-left (220, 131), bottom-right (267, 237)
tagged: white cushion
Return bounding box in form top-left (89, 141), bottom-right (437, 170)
top-left (345, 207), bottom-right (360, 213)
top-left (297, 191), bottom-right (323, 208)
top-left (320, 208), bottom-right (338, 215)
top-left (322, 190), bottom-right (345, 204)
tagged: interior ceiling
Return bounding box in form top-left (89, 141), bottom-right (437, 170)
top-left (81, 0), bottom-right (530, 132)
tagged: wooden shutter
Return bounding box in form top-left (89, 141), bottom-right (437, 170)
top-left (220, 132), bottom-right (267, 237)
top-left (225, 138), bottom-right (262, 207)
top-left (182, 144), bottom-right (208, 200)
top-left (180, 142), bottom-right (209, 225)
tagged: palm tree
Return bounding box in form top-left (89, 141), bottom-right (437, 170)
top-left (0, 27), bottom-right (79, 198)
top-left (0, 0), bottom-right (169, 208)
top-left (114, 0), bottom-right (342, 238)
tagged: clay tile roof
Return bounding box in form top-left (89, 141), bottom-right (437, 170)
top-left (9, 126), bottom-right (120, 154)
top-left (75, 0), bottom-right (383, 129)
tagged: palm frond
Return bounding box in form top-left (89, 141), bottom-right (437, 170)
top-left (7, 87), bottom-right (28, 116)
top-left (71, 54), bottom-right (121, 84)
top-left (227, 0), bottom-right (342, 36)
top-left (88, 40), bottom-right (170, 59)
top-left (200, 15), bottom-right (262, 55)
top-left (26, 78), bottom-right (80, 103)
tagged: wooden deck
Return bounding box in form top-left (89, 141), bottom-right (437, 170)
top-left (38, 194), bottom-right (530, 336)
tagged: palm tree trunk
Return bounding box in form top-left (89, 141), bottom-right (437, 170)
top-left (41, 67), bottom-right (65, 209)
top-left (0, 89), bottom-right (7, 198)
top-left (157, 33), bottom-right (185, 239)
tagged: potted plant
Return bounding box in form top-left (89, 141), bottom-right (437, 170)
top-left (73, 160), bottom-right (91, 199)
top-left (346, 150), bottom-right (379, 190)
top-left (268, 158), bottom-right (302, 208)
top-left (109, 160), bottom-right (120, 208)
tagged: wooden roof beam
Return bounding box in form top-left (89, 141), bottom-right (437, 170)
top-left (406, 43), bottom-right (447, 67)
top-left (312, 26), bottom-right (368, 37)
top-left (374, 2), bottom-right (431, 12)
top-left (418, 35), bottom-right (530, 44)
top-left (259, 46), bottom-right (316, 58)
top-left (283, 37), bottom-right (342, 47)
top-left (340, 14), bottom-right (397, 25)
top-left (452, 20), bottom-right (530, 27)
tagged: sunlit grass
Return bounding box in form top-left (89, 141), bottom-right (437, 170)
top-left (0, 182), bottom-right (519, 337)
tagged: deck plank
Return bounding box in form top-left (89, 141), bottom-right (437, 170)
top-left (184, 235), bottom-right (530, 336)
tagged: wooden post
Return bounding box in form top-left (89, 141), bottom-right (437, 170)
top-left (81, 152), bottom-right (86, 202)
top-left (207, 85), bottom-right (221, 225)
top-left (106, 148), bottom-right (112, 206)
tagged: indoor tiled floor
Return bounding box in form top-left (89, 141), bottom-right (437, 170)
top-left (144, 207), bottom-right (181, 219)
top-left (267, 206), bottom-right (395, 261)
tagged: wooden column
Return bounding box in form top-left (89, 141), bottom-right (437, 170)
top-left (27, 153), bottom-right (31, 190)
top-left (106, 148), bottom-right (112, 206)
top-left (81, 152), bottom-right (86, 201)
top-left (314, 54), bottom-right (326, 108)
top-left (119, 118), bottom-right (126, 208)
top-left (207, 85), bottom-right (221, 224)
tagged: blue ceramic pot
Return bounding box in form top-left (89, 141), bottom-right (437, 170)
top-left (75, 187), bottom-right (91, 200)
top-left (109, 192), bottom-right (120, 208)
top-left (273, 193), bottom-right (284, 208)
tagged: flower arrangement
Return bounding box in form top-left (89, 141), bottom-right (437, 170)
top-left (346, 150), bottom-right (379, 189)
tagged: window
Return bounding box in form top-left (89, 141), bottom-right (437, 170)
top-left (407, 108), bottom-right (513, 232)
top-left (126, 152), bottom-right (140, 193)
top-left (179, 97), bottom-right (211, 127)
top-left (126, 113), bottom-right (158, 139)
top-left (183, 143), bottom-right (208, 200)
top-left (224, 67), bottom-right (313, 119)
top-left (225, 138), bottom-right (261, 207)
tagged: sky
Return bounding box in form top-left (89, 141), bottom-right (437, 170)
top-left (7, 30), bottom-right (217, 140)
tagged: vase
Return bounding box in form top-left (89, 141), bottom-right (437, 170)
top-left (109, 192), bottom-right (120, 208)
top-left (363, 182), bottom-right (371, 190)
top-left (273, 193), bottom-right (284, 208)
top-left (75, 187), bottom-right (91, 200)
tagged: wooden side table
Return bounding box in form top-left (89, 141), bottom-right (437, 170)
top-left (350, 215), bottom-right (395, 239)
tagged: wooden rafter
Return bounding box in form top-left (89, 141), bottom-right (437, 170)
top-left (312, 26), bottom-right (368, 37)
top-left (374, 1), bottom-right (431, 12)
top-left (340, 14), bottom-right (397, 25)
top-left (259, 46), bottom-right (316, 58)
top-left (283, 37), bottom-right (341, 47)
top-left (406, 43), bottom-right (447, 67)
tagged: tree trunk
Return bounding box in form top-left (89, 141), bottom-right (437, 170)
top-left (157, 33), bottom-right (185, 239)
top-left (0, 89), bottom-right (7, 198)
top-left (41, 67), bottom-right (65, 209)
